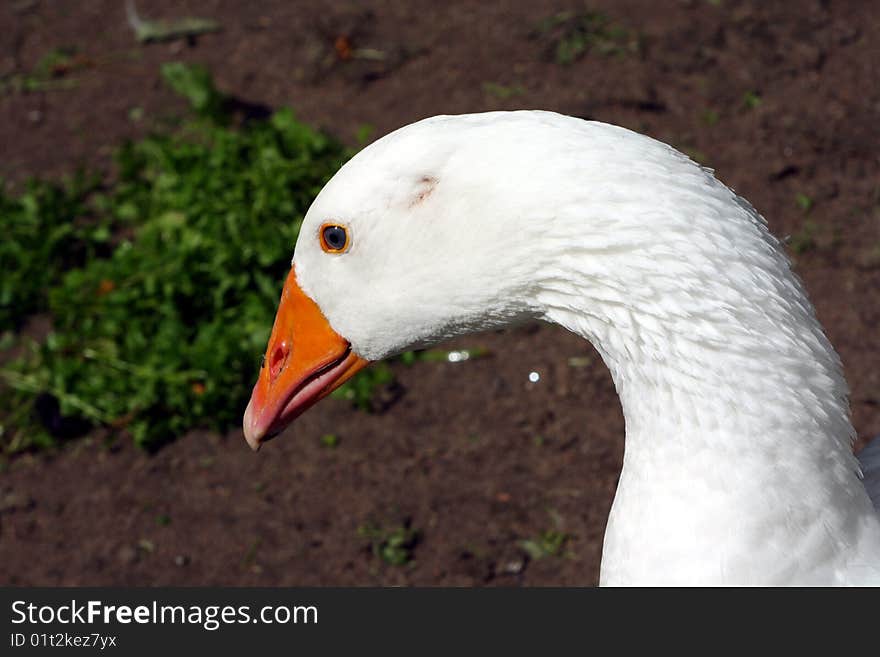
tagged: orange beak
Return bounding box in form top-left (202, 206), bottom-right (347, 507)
top-left (242, 267), bottom-right (370, 451)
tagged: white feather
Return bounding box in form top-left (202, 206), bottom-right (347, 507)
top-left (292, 111), bottom-right (880, 585)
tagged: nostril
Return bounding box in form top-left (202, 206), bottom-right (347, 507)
top-left (269, 341), bottom-right (290, 381)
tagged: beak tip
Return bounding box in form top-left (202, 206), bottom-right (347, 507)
top-left (244, 428), bottom-right (264, 452)
top-left (242, 400), bottom-right (264, 452)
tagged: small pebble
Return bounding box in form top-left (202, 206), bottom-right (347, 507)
top-left (118, 546), bottom-right (138, 565)
top-left (501, 559), bottom-right (525, 574)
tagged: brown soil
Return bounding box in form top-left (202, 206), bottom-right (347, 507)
top-left (1, 0), bottom-right (878, 586)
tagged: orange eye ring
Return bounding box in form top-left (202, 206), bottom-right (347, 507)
top-left (319, 223), bottom-right (350, 253)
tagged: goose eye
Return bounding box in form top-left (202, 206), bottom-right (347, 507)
top-left (320, 223), bottom-right (349, 253)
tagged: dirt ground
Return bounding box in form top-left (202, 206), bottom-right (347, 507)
top-left (1, 0), bottom-right (878, 586)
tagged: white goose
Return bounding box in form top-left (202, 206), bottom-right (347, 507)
top-left (242, 111), bottom-right (880, 585)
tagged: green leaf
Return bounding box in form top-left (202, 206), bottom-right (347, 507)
top-left (160, 62), bottom-right (226, 122)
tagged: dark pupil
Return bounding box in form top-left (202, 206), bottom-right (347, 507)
top-left (324, 226), bottom-right (345, 249)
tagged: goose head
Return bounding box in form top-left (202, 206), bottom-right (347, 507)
top-left (242, 110), bottom-right (844, 459)
top-left (243, 113), bottom-right (554, 448)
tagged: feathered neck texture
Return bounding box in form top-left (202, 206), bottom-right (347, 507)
top-left (513, 119), bottom-right (880, 584)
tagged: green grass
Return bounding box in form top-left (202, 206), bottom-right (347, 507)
top-left (742, 91), bottom-right (762, 110)
top-left (701, 109), bottom-right (720, 127)
top-left (1, 64), bottom-right (356, 452)
top-left (0, 47), bottom-right (83, 96)
top-left (789, 195), bottom-right (817, 255)
top-left (329, 362), bottom-right (395, 412)
top-left (519, 529), bottom-right (570, 560)
top-left (399, 347), bottom-right (490, 365)
top-left (160, 62), bottom-right (226, 121)
top-left (789, 220), bottom-right (818, 254)
top-left (535, 10), bottom-right (638, 65)
top-left (518, 510), bottom-right (571, 559)
top-left (357, 521), bottom-right (421, 566)
top-left (0, 173), bottom-right (107, 331)
top-left (482, 82), bottom-right (525, 100)
top-left (354, 124), bottom-right (375, 146)
top-left (795, 193), bottom-right (814, 213)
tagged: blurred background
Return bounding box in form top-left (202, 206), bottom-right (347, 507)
top-left (1, 0), bottom-right (878, 586)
